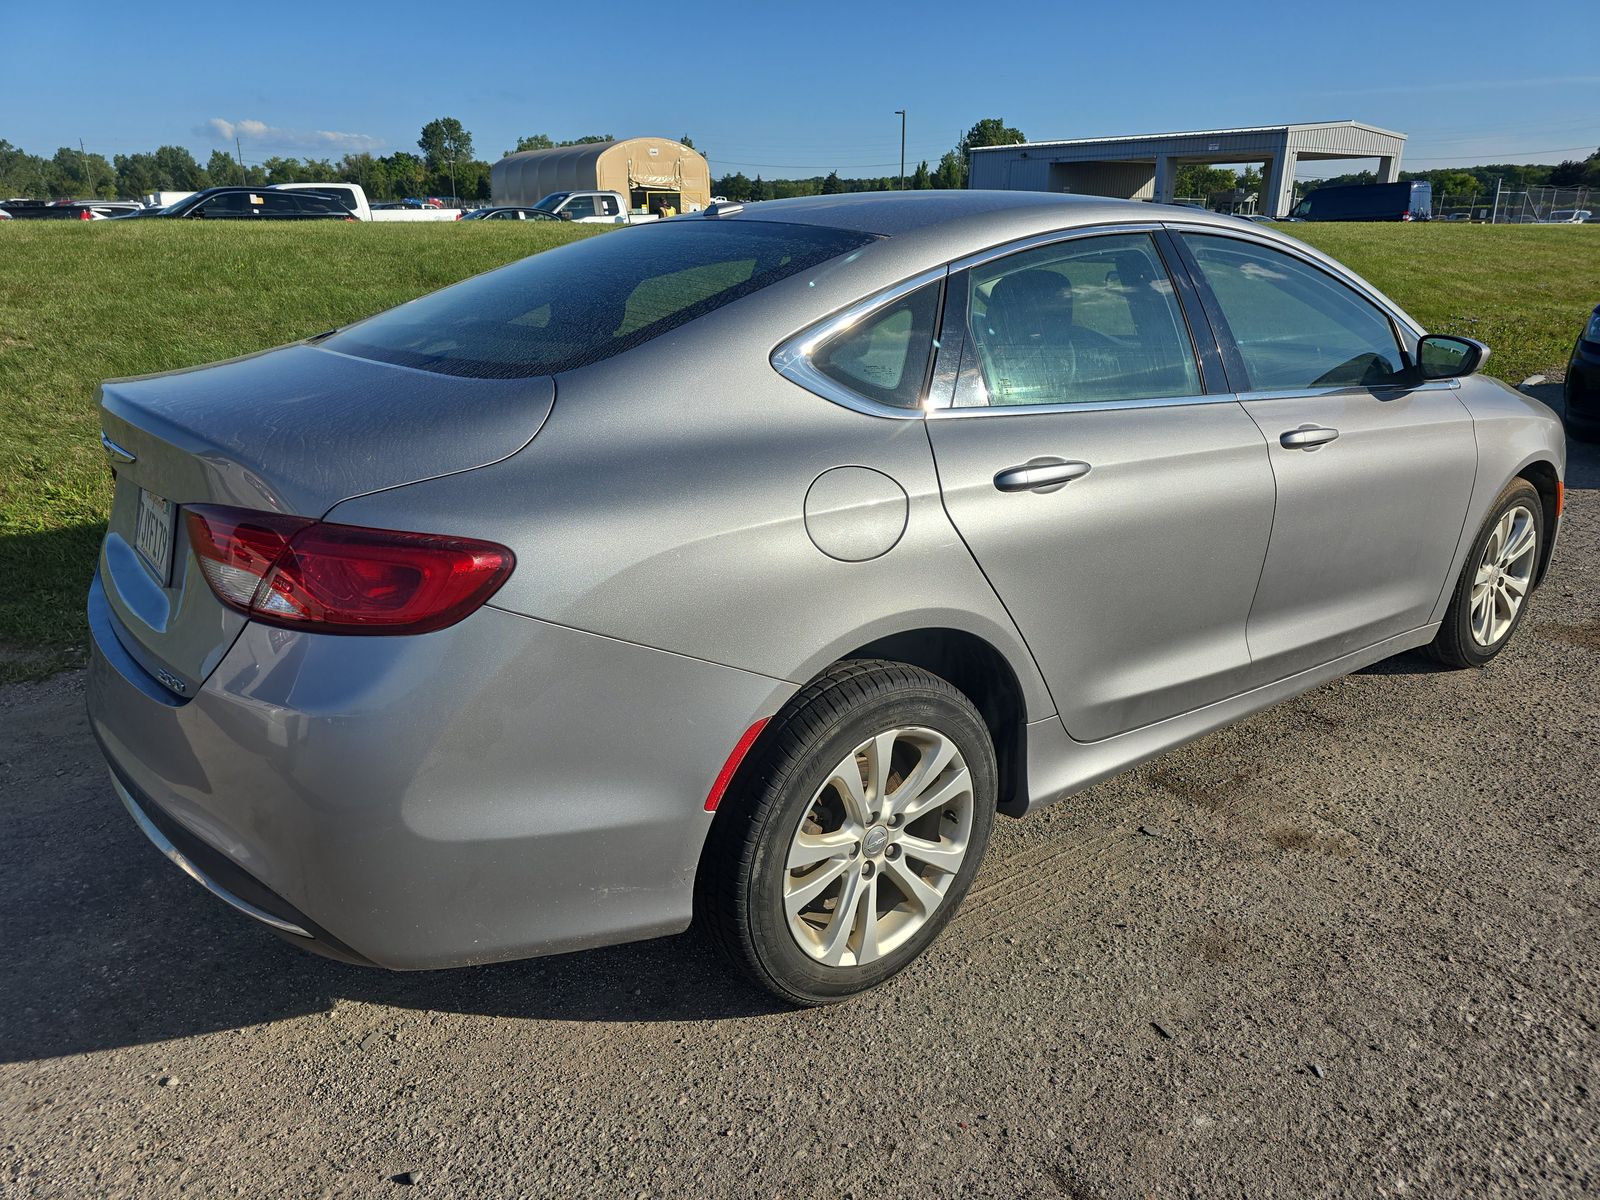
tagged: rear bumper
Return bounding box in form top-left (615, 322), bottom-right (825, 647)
top-left (88, 572), bottom-right (791, 969)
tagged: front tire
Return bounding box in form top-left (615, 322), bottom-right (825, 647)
top-left (699, 661), bottom-right (996, 1005)
top-left (1427, 478), bottom-right (1544, 668)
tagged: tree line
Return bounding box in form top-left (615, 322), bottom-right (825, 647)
top-left (0, 119), bottom-right (630, 203)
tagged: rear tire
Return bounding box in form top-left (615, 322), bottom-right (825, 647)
top-left (699, 661), bottom-right (996, 1006)
top-left (1427, 478), bottom-right (1544, 668)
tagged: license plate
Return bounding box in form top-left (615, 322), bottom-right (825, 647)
top-left (135, 489), bottom-right (175, 585)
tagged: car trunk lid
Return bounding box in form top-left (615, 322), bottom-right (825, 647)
top-left (96, 343), bottom-right (554, 698)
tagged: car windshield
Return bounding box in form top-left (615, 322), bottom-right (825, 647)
top-left (324, 219), bottom-right (879, 378)
top-left (532, 193), bottom-right (569, 213)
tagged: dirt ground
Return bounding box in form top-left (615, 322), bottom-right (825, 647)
top-left (1, 389), bottom-right (1595, 1199)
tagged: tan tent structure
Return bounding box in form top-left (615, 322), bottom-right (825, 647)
top-left (491, 138), bottom-right (711, 215)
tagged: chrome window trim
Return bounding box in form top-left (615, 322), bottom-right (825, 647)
top-left (770, 266), bottom-right (949, 420)
top-left (928, 391), bottom-right (1234, 420)
top-left (1160, 221), bottom-right (1427, 340)
top-left (1236, 378), bottom-right (1461, 404)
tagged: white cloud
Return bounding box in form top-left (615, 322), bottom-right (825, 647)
top-left (197, 118), bottom-right (384, 154)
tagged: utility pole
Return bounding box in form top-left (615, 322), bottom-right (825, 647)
top-left (894, 110), bottom-right (906, 190)
top-left (236, 137), bottom-right (246, 185)
top-left (78, 139), bottom-right (91, 196)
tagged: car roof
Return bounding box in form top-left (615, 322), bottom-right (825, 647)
top-left (699, 189), bottom-right (1277, 246)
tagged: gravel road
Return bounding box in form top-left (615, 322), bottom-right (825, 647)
top-left (2, 390), bottom-right (1596, 1199)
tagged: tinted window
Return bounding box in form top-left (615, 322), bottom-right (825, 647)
top-left (197, 192), bottom-right (249, 218)
top-left (811, 281), bottom-right (942, 410)
top-left (1183, 235), bottom-right (1405, 389)
top-left (563, 196), bottom-right (598, 219)
top-left (295, 192), bottom-right (349, 215)
top-left (964, 233), bottom-right (1200, 406)
top-left (599, 195), bottom-right (621, 216)
top-left (326, 220), bottom-right (878, 378)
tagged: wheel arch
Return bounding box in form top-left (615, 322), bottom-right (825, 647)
top-left (1515, 459), bottom-right (1562, 586)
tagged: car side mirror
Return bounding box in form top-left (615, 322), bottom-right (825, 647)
top-left (557, 210), bottom-right (573, 221)
top-left (1416, 334), bottom-right (1489, 381)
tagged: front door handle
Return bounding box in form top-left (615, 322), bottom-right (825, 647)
top-left (993, 458), bottom-right (1092, 494)
top-left (1280, 426), bottom-right (1340, 450)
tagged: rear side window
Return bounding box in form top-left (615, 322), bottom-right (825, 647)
top-left (810, 282), bottom-right (942, 409)
top-left (1183, 235), bottom-right (1405, 390)
top-left (325, 221), bottom-right (877, 378)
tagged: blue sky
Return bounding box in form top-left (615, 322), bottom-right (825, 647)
top-left (5, 0), bottom-right (1596, 179)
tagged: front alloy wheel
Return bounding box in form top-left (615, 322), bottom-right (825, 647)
top-left (699, 661), bottom-right (996, 1005)
top-left (1429, 477), bottom-right (1545, 668)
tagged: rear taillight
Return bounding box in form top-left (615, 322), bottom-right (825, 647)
top-left (184, 505), bottom-right (514, 635)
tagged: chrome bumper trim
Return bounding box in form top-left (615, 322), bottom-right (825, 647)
top-left (110, 772), bottom-right (312, 938)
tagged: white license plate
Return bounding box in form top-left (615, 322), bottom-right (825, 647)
top-left (134, 489), bottom-right (175, 585)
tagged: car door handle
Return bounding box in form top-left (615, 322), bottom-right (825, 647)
top-left (1279, 426), bottom-right (1340, 450)
top-left (993, 459), bottom-right (1092, 493)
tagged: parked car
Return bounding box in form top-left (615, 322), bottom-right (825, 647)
top-left (1543, 210), bottom-right (1593, 224)
top-left (88, 193), bottom-right (1565, 1004)
top-left (2, 200), bottom-right (143, 220)
top-left (1564, 303), bottom-right (1600, 443)
top-left (1289, 181), bottom-right (1433, 222)
top-left (531, 189), bottom-right (658, 223)
top-left (123, 186), bottom-right (355, 220)
top-left (456, 206), bottom-right (563, 222)
top-left (268, 183), bottom-right (462, 223)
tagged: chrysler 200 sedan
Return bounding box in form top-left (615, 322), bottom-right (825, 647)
top-left (88, 193), bottom-right (1565, 1004)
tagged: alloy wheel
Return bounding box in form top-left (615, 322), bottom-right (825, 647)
top-left (1469, 504), bottom-right (1538, 647)
top-left (782, 726), bottom-right (975, 968)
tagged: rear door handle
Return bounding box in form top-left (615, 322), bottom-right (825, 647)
top-left (993, 458), bottom-right (1092, 494)
top-left (1280, 426), bottom-right (1340, 450)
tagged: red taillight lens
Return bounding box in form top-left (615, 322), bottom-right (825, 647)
top-left (184, 505), bottom-right (514, 635)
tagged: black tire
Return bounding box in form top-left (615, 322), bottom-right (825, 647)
top-left (698, 660), bottom-right (997, 1006)
top-left (1427, 478), bottom-right (1544, 668)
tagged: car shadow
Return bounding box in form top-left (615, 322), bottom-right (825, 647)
top-left (0, 776), bottom-right (788, 1065)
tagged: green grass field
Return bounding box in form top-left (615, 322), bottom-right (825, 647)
top-left (0, 219), bottom-right (1593, 679)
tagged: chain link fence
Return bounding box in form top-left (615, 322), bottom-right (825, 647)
top-left (1434, 184), bottom-right (1595, 223)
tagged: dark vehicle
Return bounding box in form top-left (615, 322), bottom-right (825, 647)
top-left (1290, 181), bottom-right (1433, 222)
top-left (126, 187), bottom-right (355, 221)
top-left (1565, 303), bottom-right (1600, 443)
top-left (456, 206), bottom-right (562, 222)
top-left (1, 200), bottom-right (143, 220)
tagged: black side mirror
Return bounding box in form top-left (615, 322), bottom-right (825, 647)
top-left (1416, 334), bottom-right (1488, 380)
top-left (557, 210), bottom-right (573, 221)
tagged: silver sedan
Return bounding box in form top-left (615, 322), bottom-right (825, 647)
top-left (88, 192), bottom-right (1565, 1003)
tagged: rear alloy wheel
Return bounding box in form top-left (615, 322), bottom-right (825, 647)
top-left (1428, 478), bottom-right (1544, 668)
top-left (700, 661), bottom-right (996, 1005)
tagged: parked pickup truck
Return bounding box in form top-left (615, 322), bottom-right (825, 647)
top-left (267, 183), bottom-right (461, 222)
top-left (530, 190), bottom-right (661, 224)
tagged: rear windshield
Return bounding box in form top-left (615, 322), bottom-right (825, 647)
top-left (324, 220), bottom-right (878, 378)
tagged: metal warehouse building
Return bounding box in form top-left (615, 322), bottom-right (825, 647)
top-left (490, 137), bottom-right (711, 214)
top-left (967, 121), bottom-right (1407, 219)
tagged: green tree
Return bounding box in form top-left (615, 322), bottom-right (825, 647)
top-left (959, 118), bottom-right (1025, 154)
top-left (152, 145), bottom-right (206, 190)
top-left (206, 149), bottom-right (243, 186)
top-left (912, 160), bottom-right (931, 190)
top-left (383, 151), bottom-right (427, 200)
top-left (506, 133), bottom-right (554, 156)
top-left (933, 150), bottom-right (966, 190)
top-left (714, 171), bottom-right (753, 201)
top-left (558, 134), bottom-right (613, 146)
top-left (114, 152), bottom-right (163, 197)
top-left (0, 140), bottom-right (50, 197)
top-left (50, 146), bottom-right (116, 198)
top-left (261, 156), bottom-right (305, 184)
top-left (418, 117), bottom-right (474, 195)
top-left (821, 170), bottom-right (844, 194)
top-left (1173, 164), bottom-right (1237, 200)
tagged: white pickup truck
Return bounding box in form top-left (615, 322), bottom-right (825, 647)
top-left (530, 190), bottom-right (664, 224)
top-left (267, 183), bottom-right (461, 222)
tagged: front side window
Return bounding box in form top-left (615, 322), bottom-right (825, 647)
top-left (562, 196), bottom-right (598, 219)
top-left (964, 233), bottom-right (1200, 406)
top-left (809, 281), bottom-right (942, 410)
top-left (325, 220), bottom-right (877, 378)
top-left (1184, 235), bottom-right (1406, 390)
top-left (196, 192), bottom-right (249, 218)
